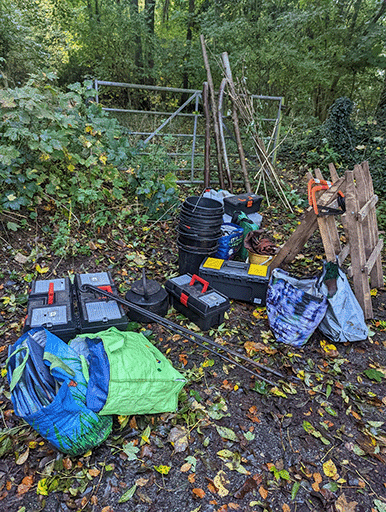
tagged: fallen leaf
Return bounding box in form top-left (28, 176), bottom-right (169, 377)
top-left (323, 459), bottom-right (338, 478)
top-left (135, 477), bottom-right (149, 486)
top-left (17, 475), bottom-right (34, 495)
top-left (213, 470), bottom-right (230, 497)
top-left (244, 341), bottom-right (277, 356)
top-left (233, 476), bottom-right (261, 499)
top-left (133, 254), bottom-right (146, 266)
top-left (374, 499), bottom-right (386, 512)
top-left (229, 503), bottom-right (241, 510)
top-left (16, 447), bottom-right (29, 465)
top-left (259, 486), bottom-right (268, 499)
top-left (179, 353), bottom-right (188, 366)
top-left (154, 465), bottom-right (171, 475)
top-left (282, 505), bottom-right (291, 512)
top-left (118, 484), bottom-right (137, 503)
top-left (364, 369), bottom-right (384, 382)
top-left (335, 493), bottom-right (358, 512)
top-left (130, 416), bottom-right (138, 429)
top-left (37, 478), bottom-right (48, 496)
top-left (63, 457), bottom-right (72, 470)
top-left (320, 340), bottom-right (339, 357)
top-left (35, 264), bottom-right (49, 274)
top-left (88, 468), bottom-right (100, 477)
top-left (167, 425), bottom-right (189, 453)
top-left (221, 380), bottom-right (234, 391)
top-left (14, 253), bottom-right (29, 264)
top-left (181, 463), bottom-right (192, 472)
top-left (192, 488), bottom-right (205, 498)
top-left (216, 425), bottom-right (238, 442)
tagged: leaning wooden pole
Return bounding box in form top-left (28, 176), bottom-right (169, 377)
top-left (221, 52), bottom-right (252, 193)
top-left (200, 35), bottom-right (225, 189)
top-left (202, 82), bottom-right (211, 188)
top-left (218, 78), bottom-right (233, 192)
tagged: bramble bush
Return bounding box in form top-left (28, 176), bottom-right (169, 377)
top-left (0, 74), bottom-right (179, 221)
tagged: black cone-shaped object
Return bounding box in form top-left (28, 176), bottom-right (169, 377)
top-left (125, 269), bottom-right (169, 322)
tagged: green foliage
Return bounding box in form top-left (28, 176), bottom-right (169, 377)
top-left (322, 97), bottom-right (357, 160)
top-left (0, 0), bottom-right (49, 87)
top-left (0, 75), bottom-right (179, 230)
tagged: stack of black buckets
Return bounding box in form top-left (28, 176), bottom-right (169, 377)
top-left (177, 196), bottom-right (224, 275)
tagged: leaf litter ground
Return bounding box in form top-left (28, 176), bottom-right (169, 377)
top-left (0, 196), bottom-right (386, 512)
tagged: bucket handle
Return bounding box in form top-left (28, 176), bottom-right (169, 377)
top-left (189, 274), bottom-right (209, 293)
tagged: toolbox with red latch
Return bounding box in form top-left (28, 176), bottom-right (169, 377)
top-left (23, 277), bottom-right (77, 342)
top-left (165, 274), bottom-right (230, 331)
top-left (74, 271), bottom-right (128, 334)
top-left (223, 193), bottom-right (263, 216)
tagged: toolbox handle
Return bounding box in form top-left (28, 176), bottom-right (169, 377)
top-left (189, 274), bottom-right (209, 293)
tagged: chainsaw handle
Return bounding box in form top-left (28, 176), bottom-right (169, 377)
top-left (189, 274), bottom-right (209, 293)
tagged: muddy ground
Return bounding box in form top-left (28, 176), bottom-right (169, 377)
top-left (0, 198), bottom-right (386, 512)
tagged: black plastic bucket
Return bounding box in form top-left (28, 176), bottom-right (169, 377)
top-left (182, 196), bottom-right (224, 215)
top-left (177, 241), bottom-right (218, 275)
top-left (177, 229), bottom-right (219, 249)
top-left (178, 221), bottom-right (222, 238)
top-left (179, 211), bottom-right (224, 226)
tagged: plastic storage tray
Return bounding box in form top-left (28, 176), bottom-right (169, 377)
top-left (165, 274), bottom-right (230, 331)
top-left (223, 194), bottom-right (263, 216)
top-left (199, 257), bottom-right (270, 305)
top-left (23, 277), bottom-right (77, 342)
top-left (74, 272), bottom-right (128, 334)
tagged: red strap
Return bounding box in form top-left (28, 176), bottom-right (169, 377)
top-left (48, 282), bottom-right (54, 304)
top-left (180, 292), bottom-right (189, 307)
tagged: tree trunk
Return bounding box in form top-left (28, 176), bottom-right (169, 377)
top-left (144, 0), bottom-right (156, 85)
top-left (376, 71), bottom-right (386, 131)
top-left (131, 0), bottom-right (143, 78)
top-left (181, 0), bottom-right (195, 99)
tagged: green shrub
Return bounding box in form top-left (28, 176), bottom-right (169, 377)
top-left (0, 74), bottom-right (179, 220)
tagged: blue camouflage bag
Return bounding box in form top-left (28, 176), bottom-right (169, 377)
top-left (266, 268), bottom-right (328, 347)
top-left (6, 328), bottom-right (112, 456)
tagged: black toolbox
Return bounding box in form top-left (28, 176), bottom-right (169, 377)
top-left (74, 271), bottom-right (128, 334)
top-left (223, 193), bottom-right (263, 216)
top-left (199, 257), bottom-right (270, 305)
top-left (23, 277), bottom-right (77, 342)
top-left (165, 274), bottom-right (230, 331)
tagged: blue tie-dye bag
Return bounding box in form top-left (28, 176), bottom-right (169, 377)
top-left (6, 328), bottom-right (112, 456)
top-left (266, 268), bottom-right (328, 347)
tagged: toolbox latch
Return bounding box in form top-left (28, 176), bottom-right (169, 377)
top-left (180, 292), bottom-right (189, 307)
top-left (48, 282), bottom-right (54, 305)
top-left (98, 285), bottom-right (113, 294)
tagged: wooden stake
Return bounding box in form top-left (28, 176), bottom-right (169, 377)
top-left (221, 52), bottom-right (251, 193)
top-left (200, 35), bottom-right (225, 189)
top-left (218, 78), bottom-right (233, 192)
top-left (202, 81), bottom-right (210, 188)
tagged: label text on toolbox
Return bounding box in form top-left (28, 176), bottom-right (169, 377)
top-left (202, 257), bottom-right (224, 270)
top-left (248, 264), bottom-right (268, 277)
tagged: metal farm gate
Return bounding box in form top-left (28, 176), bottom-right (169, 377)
top-left (94, 80), bottom-right (284, 185)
